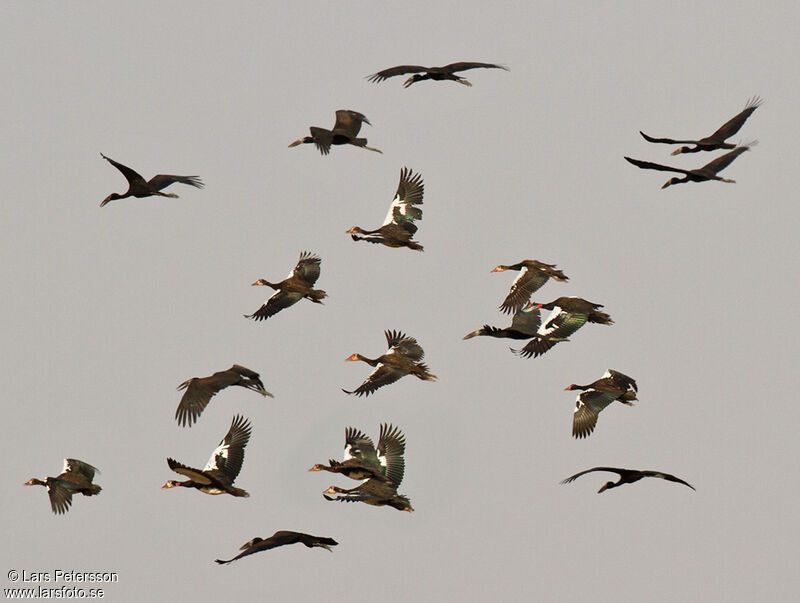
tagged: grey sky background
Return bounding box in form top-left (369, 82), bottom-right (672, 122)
top-left (2, 2), bottom-right (799, 601)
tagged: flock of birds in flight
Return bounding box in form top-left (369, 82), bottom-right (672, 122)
top-left (23, 61), bottom-right (762, 562)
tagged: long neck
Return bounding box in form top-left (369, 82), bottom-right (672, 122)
top-left (26, 478), bottom-right (47, 487)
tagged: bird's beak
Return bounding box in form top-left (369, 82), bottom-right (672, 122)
top-left (670, 148), bottom-right (683, 156)
top-left (288, 139), bottom-right (303, 148)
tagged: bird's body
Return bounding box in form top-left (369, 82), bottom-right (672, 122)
top-left (245, 252), bottom-right (326, 321)
top-left (624, 144), bottom-right (753, 189)
top-left (491, 260), bottom-right (569, 314)
top-left (309, 424), bottom-right (405, 484)
top-left (100, 154), bottom-right (203, 206)
top-left (162, 415), bottom-right (252, 497)
top-left (512, 297), bottom-right (613, 358)
top-left (561, 467), bottom-right (695, 493)
top-left (289, 110), bottom-right (381, 155)
top-left (565, 370), bottom-right (638, 438)
top-left (24, 458), bottom-right (101, 515)
top-left (215, 530), bottom-right (338, 564)
top-left (347, 168), bottom-right (425, 251)
top-left (463, 301), bottom-right (542, 340)
top-left (368, 62), bottom-right (508, 88)
top-left (343, 330), bottom-right (436, 397)
top-left (175, 364), bottom-right (272, 427)
top-left (639, 96), bottom-right (761, 154)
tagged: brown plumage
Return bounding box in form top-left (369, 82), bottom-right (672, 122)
top-left (215, 531), bottom-right (338, 564)
top-left (288, 110), bottom-right (381, 155)
top-left (561, 467), bottom-right (695, 493)
top-left (100, 153), bottom-right (203, 206)
top-left (175, 364), bottom-right (273, 427)
top-left (565, 370), bottom-right (638, 438)
top-left (245, 251), bottom-right (327, 321)
top-left (367, 62), bottom-right (509, 87)
top-left (639, 96), bottom-right (762, 154)
top-left (463, 301), bottom-right (541, 340)
top-left (24, 458), bottom-right (101, 515)
top-left (343, 330), bottom-right (437, 397)
top-left (624, 144), bottom-right (754, 189)
top-left (491, 260), bottom-right (568, 314)
top-left (347, 168), bottom-right (425, 251)
top-left (162, 415), bottom-right (251, 497)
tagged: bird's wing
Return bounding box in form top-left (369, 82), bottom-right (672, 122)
top-left (638, 131), bottom-right (687, 145)
top-left (624, 156), bottom-right (689, 175)
top-left (539, 309), bottom-right (588, 340)
top-left (572, 390), bottom-right (620, 439)
top-left (308, 127), bottom-right (332, 155)
top-left (442, 61), bottom-right (509, 73)
top-left (698, 146), bottom-right (750, 175)
top-left (343, 427), bottom-right (378, 462)
top-left (377, 423), bottom-right (406, 487)
top-left (175, 374), bottom-right (231, 427)
top-left (203, 415), bottom-right (252, 483)
top-left (147, 174), bottom-right (204, 191)
top-left (708, 97), bottom-right (761, 141)
top-left (343, 364), bottom-right (405, 397)
top-left (606, 369), bottom-right (638, 393)
top-left (333, 110), bottom-right (369, 137)
top-left (367, 65), bottom-right (429, 82)
top-left (500, 268), bottom-right (549, 314)
top-left (382, 168), bottom-right (424, 226)
top-left (560, 467), bottom-right (624, 484)
top-left (385, 330), bottom-right (425, 361)
top-left (292, 251), bottom-right (322, 285)
top-left (246, 290), bottom-right (303, 321)
top-left (63, 458), bottom-right (98, 482)
top-left (46, 479), bottom-right (75, 514)
top-left (508, 304), bottom-right (542, 335)
top-left (101, 154), bottom-right (147, 186)
top-left (641, 471), bottom-right (696, 490)
top-left (167, 458), bottom-right (213, 485)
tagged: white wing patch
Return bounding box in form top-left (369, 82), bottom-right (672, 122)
top-left (538, 306), bottom-right (563, 335)
top-left (382, 194), bottom-right (404, 226)
top-left (204, 443), bottom-right (229, 472)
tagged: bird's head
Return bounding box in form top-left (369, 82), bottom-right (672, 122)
top-left (308, 464), bottom-right (324, 472)
top-left (661, 178), bottom-right (681, 189)
top-left (24, 478), bottom-right (46, 487)
top-left (100, 193), bottom-right (121, 207)
top-left (288, 137), bottom-right (312, 148)
top-left (670, 146), bottom-right (691, 156)
top-left (402, 75), bottom-right (422, 88)
top-left (564, 384), bottom-right (579, 391)
top-left (345, 353), bottom-right (360, 362)
top-left (346, 226), bottom-right (364, 234)
top-left (322, 486), bottom-right (342, 495)
top-left (491, 265), bottom-right (510, 272)
top-left (598, 482), bottom-right (615, 493)
top-left (251, 279), bottom-right (269, 287)
top-left (161, 480), bottom-right (180, 490)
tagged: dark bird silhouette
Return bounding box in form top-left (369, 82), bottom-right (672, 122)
top-left (100, 153), bottom-right (203, 206)
top-left (162, 415), bottom-right (252, 497)
top-left (640, 96), bottom-right (762, 155)
top-left (491, 260), bottom-right (569, 314)
top-left (561, 467), bottom-right (695, 493)
top-left (463, 301), bottom-right (541, 340)
top-left (367, 62), bottom-right (509, 88)
top-left (343, 330), bottom-right (437, 397)
top-left (309, 424), bottom-right (405, 484)
top-left (624, 144), bottom-right (754, 189)
top-left (288, 110), bottom-right (381, 155)
top-left (512, 297), bottom-right (613, 358)
top-left (565, 370), bottom-right (638, 438)
top-left (24, 459), bottom-right (101, 515)
top-left (175, 365), bottom-right (273, 427)
top-left (321, 425), bottom-right (412, 511)
top-left (215, 531), bottom-right (338, 564)
top-left (245, 252), bottom-right (327, 321)
top-left (347, 168), bottom-right (425, 251)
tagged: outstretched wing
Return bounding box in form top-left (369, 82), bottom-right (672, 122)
top-left (63, 458), bottom-right (98, 483)
top-left (442, 61), bottom-right (509, 74)
top-left (641, 470), bottom-right (696, 490)
top-left (508, 303), bottom-right (542, 336)
top-left (147, 174), bottom-right (204, 192)
top-left (308, 127), bottom-right (332, 155)
top-left (560, 467), bottom-right (624, 485)
top-left (245, 290), bottom-right (303, 321)
top-left (572, 390), bottom-right (621, 439)
top-left (333, 110), bottom-right (370, 137)
top-left (624, 156), bottom-right (689, 175)
top-left (698, 145), bottom-right (750, 175)
top-left (500, 269), bottom-right (549, 314)
top-left (708, 96), bottom-right (762, 141)
top-left (376, 423), bottom-right (406, 487)
top-left (367, 65), bottom-right (428, 83)
top-left (167, 458), bottom-right (213, 485)
top-left (342, 364), bottom-right (405, 397)
top-left (292, 251), bottom-right (322, 285)
top-left (203, 415), bottom-right (252, 484)
top-left (638, 131), bottom-right (691, 145)
top-left (101, 153), bottom-right (147, 186)
top-left (385, 330), bottom-right (424, 361)
top-left (382, 167), bottom-right (424, 228)
top-left (343, 427), bottom-right (378, 463)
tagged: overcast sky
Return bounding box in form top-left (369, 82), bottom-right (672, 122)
top-left (2, 2), bottom-right (799, 601)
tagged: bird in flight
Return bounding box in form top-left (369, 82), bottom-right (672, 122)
top-left (288, 110), bottom-right (381, 155)
top-left (565, 370), bottom-right (638, 438)
top-left (491, 260), bottom-right (568, 315)
top-left (24, 458), bottom-right (101, 515)
top-left (100, 153), bottom-right (203, 206)
top-left (367, 62), bottom-right (508, 88)
top-left (560, 467), bottom-right (695, 493)
top-left (215, 531), bottom-right (338, 564)
top-left (624, 144), bottom-right (754, 189)
top-left (245, 252), bottom-right (327, 321)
